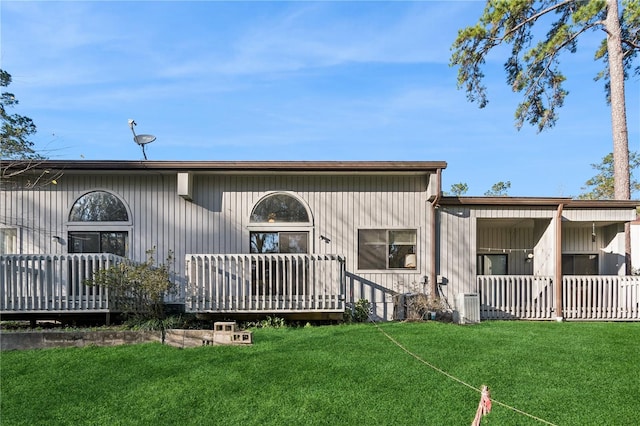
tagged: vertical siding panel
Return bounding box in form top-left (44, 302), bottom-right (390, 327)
top-left (213, 175), bottom-right (221, 254)
top-left (3, 168), bottom-right (455, 320)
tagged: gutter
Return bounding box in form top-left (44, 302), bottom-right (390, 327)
top-left (1, 159), bottom-right (448, 174)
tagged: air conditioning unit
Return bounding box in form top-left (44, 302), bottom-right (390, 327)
top-left (454, 293), bottom-right (480, 324)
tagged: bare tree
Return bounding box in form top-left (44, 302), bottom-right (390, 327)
top-left (1, 69), bottom-right (60, 189)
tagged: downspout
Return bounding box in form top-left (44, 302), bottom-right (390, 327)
top-left (554, 203), bottom-right (564, 321)
top-left (429, 168), bottom-right (442, 300)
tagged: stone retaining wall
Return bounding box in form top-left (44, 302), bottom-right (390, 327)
top-left (1, 323), bottom-right (254, 351)
top-left (0, 330), bottom-right (160, 351)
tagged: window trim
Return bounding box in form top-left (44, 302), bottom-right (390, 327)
top-left (357, 228), bottom-right (418, 272)
top-left (248, 191), bottom-right (313, 226)
top-left (67, 230), bottom-right (130, 257)
top-left (0, 226), bottom-right (19, 255)
top-left (66, 190), bottom-right (132, 257)
top-left (67, 189), bottom-right (132, 226)
top-left (247, 191), bottom-right (314, 252)
top-left (476, 253), bottom-right (509, 275)
top-left (562, 253), bottom-right (599, 275)
top-left (249, 231), bottom-right (309, 254)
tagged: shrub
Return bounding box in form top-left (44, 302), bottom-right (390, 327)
top-left (405, 293), bottom-right (446, 321)
top-left (87, 248), bottom-right (175, 332)
top-left (345, 299), bottom-right (371, 323)
top-left (245, 316), bottom-right (287, 329)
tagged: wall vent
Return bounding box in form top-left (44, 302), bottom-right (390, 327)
top-left (454, 293), bottom-right (480, 324)
top-left (177, 172), bottom-right (193, 201)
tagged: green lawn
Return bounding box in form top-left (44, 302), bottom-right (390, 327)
top-left (2, 321), bottom-right (639, 425)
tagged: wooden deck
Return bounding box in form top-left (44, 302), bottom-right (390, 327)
top-left (3, 253), bottom-right (639, 322)
top-left (0, 254), bottom-right (132, 321)
top-left (185, 254), bottom-right (346, 316)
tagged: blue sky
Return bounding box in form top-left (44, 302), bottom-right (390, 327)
top-left (1, 1), bottom-right (638, 197)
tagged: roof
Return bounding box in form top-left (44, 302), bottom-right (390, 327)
top-left (440, 196), bottom-right (640, 209)
top-left (2, 160), bottom-right (447, 175)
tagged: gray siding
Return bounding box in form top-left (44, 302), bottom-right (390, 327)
top-left (564, 209), bottom-right (637, 222)
top-left (438, 207), bottom-right (475, 300)
top-left (437, 204), bottom-right (632, 305)
top-left (2, 173), bottom-right (433, 310)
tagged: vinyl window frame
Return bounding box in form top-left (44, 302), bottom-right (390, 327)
top-left (357, 229), bottom-right (417, 271)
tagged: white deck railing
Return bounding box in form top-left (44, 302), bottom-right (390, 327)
top-left (563, 276), bottom-right (640, 320)
top-left (477, 275), bottom-right (640, 321)
top-left (0, 254), bottom-right (126, 313)
top-left (477, 275), bottom-right (555, 320)
top-left (345, 272), bottom-right (397, 321)
top-left (185, 254), bottom-right (346, 313)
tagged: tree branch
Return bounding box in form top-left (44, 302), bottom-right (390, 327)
top-left (521, 23), bottom-right (597, 101)
top-left (622, 38), bottom-right (640, 49)
top-left (502, 0), bottom-right (578, 40)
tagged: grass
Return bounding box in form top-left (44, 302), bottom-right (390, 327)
top-left (1, 321), bottom-right (639, 425)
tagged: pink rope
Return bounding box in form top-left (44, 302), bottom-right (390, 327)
top-left (471, 385), bottom-right (492, 426)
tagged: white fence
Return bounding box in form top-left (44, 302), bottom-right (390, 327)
top-left (185, 254), bottom-right (346, 313)
top-left (0, 254), bottom-right (125, 313)
top-left (477, 275), bottom-right (640, 321)
top-left (477, 276), bottom-right (555, 320)
top-left (563, 276), bottom-right (640, 320)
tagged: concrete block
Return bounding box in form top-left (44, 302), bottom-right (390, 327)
top-left (214, 322), bottom-right (237, 333)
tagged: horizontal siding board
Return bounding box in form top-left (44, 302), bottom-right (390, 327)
top-left (474, 207), bottom-right (555, 219)
top-left (564, 209), bottom-right (637, 222)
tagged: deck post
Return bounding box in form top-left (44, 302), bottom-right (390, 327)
top-left (554, 204), bottom-right (564, 321)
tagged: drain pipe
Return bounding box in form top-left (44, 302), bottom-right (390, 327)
top-left (429, 168), bottom-right (442, 300)
top-left (554, 203), bottom-right (564, 321)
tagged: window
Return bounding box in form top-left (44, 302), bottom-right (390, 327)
top-left (0, 228), bottom-right (17, 254)
top-left (250, 232), bottom-right (308, 296)
top-left (248, 193), bottom-right (311, 295)
top-left (250, 232), bottom-right (308, 254)
top-left (477, 254), bottom-right (508, 275)
top-left (67, 191), bottom-right (130, 257)
top-left (358, 229), bottom-right (417, 270)
top-left (69, 191), bottom-right (128, 222)
top-left (250, 193), bottom-right (309, 223)
top-left (562, 254), bottom-right (598, 275)
top-left (68, 231), bottom-right (128, 257)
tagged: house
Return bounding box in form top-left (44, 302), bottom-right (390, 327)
top-left (1, 160), bottom-right (638, 322)
top-left (438, 197), bottom-right (639, 320)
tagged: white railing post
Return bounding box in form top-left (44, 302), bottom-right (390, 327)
top-left (0, 253), bottom-right (128, 314)
top-left (561, 275), bottom-right (640, 321)
top-left (183, 253), bottom-right (345, 315)
top-left (477, 275), bottom-right (555, 320)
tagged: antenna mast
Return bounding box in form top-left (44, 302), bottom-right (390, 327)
top-left (128, 119), bottom-right (156, 160)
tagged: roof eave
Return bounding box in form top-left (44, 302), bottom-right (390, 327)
top-left (1, 160), bottom-right (448, 175)
top-left (440, 196), bottom-right (640, 209)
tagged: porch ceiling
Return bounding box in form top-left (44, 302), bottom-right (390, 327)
top-left (477, 218), bottom-right (536, 229)
top-left (561, 220), bottom-right (620, 228)
top-left (477, 218), bottom-right (621, 229)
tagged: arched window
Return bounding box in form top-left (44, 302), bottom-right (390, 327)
top-left (249, 193), bottom-right (311, 255)
top-left (67, 191), bottom-right (129, 257)
top-left (69, 191), bottom-right (129, 222)
top-left (248, 193), bottom-right (312, 295)
top-left (250, 193), bottom-right (309, 223)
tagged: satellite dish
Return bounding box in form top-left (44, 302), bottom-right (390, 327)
top-left (128, 119), bottom-right (155, 160)
top-left (134, 134), bottom-right (156, 145)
